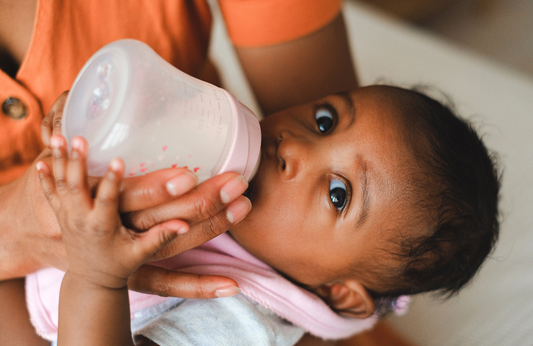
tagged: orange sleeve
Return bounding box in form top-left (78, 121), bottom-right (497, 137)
top-left (219, 0), bottom-right (342, 47)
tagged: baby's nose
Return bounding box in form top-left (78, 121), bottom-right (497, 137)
top-left (277, 130), bottom-right (310, 181)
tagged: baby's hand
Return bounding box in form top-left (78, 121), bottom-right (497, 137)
top-left (36, 135), bottom-right (189, 289)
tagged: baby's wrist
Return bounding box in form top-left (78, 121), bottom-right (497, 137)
top-left (64, 269), bottom-right (129, 291)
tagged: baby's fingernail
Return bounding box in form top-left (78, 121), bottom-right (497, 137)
top-left (36, 161), bottom-right (45, 172)
top-left (50, 136), bottom-right (62, 148)
top-left (110, 158), bottom-right (122, 171)
top-left (70, 148), bottom-right (79, 160)
top-left (215, 286), bottom-right (241, 298)
top-left (220, 175), bottom-right (248, 204)
top-left (51, 136), bottom-right (63, 157)
top-left (161, 220), bottom-right (189, 234)
top-left (226, 197), bottom-right (251, 224)
top-left (72, 137), bottom-right (83, 150)
top-left (166, 171), bottom-right (198, 196)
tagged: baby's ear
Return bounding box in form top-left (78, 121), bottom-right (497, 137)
top-left (313, 280), bottom-right (375, 319)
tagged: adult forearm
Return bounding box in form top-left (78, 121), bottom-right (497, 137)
top-left (235, 14), bottom-right (358, 115)
top-left (0, 279), bottom-right (50, 346)
top-left (0, 156), bottom-right (65, 280)
top-left (0, 181), bottom-right (27, 279)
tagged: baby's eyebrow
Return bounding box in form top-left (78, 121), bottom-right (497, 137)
top-left (355, 159), bottom-right (370, 228)
top-left (335, 92), bottom-right (356, 127)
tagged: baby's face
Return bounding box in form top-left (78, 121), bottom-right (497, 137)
top-left (229, 86), bottom-right (414, 290)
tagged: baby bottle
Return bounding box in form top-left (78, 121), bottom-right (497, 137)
top-left (61, 39), bottom-right (261, 183)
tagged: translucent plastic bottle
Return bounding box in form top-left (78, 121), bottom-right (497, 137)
top-left (62, 39), bottom-right (261, 183)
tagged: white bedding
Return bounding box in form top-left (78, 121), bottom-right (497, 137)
top-left (208, 1), bottom-right (533, 345)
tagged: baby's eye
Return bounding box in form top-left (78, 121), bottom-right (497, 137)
top-left (330, 178), bottom-right (347, 210)
top-left (315, 107), bottom-right (334, 133)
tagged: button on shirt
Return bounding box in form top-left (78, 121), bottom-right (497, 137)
top-left (2, 97), bottom-right (28, 119)
top-left (0, 70), bottom-right (45, 185)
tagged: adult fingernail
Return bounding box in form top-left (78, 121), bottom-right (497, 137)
top-left (215, 286), bottom-right (241, 298)
top-left (226, 197), bottom-right (251, 224)
top-left (166, 171), bottom-right (198, 196)
top-left (220, 175), bottom-right (248, 204)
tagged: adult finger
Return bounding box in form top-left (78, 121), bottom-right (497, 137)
top-left (35, 161), bottom-right (60, 212)
top-left (147, 196), bottom-right (251, 261)
top-left (125, 173), bottom-right (248, 231)
top-left (128, 265), bottom-right (240, 299)
top-left (41, 91), bottom-right (69, 147)
top-left (116, 168), bottom-right (198, 212)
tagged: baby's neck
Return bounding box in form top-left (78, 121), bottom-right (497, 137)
top-left (226, 230), bottom-right (308, 289)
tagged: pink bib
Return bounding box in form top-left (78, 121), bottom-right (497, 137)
top-left (26, 233), bottom-right (378, 340)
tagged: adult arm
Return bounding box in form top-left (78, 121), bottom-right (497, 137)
top-left (235, 13), bottom-right (358, 115)
top-left (0, 279), bottom-right (49, 346)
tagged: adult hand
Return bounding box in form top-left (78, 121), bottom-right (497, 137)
top-left (122, 170), bottom-right (251, 298)
top-left (40, 91), bottom-right (68, 148)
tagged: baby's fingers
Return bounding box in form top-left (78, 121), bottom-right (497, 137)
top-left (93, 158), bottom-right (125, 222)
top-left (65, 137), bottom-right (92, 209)
top-left (132, 221), bottom-right (189, 261)
top-left (36, 161), bottom-right (60, 211)
top-left (50, 135), bottom-right (70, 198)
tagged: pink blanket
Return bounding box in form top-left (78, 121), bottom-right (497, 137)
top-left (26, 233), bottom-right (378, 341)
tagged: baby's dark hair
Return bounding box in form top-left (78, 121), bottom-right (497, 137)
top-left (368, 85), bottom-right (501, 315)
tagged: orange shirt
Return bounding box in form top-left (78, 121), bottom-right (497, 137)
top-left (0, 0), bottom-right (340, 185)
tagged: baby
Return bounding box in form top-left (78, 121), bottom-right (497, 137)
top-left (30, 85), bottom-right (500, 345)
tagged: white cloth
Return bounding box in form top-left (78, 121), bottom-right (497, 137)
top-left (133, 294), bottom-right (304, 346)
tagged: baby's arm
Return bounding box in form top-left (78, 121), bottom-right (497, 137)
top-left (37, 136), bottom-right (185, 346)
